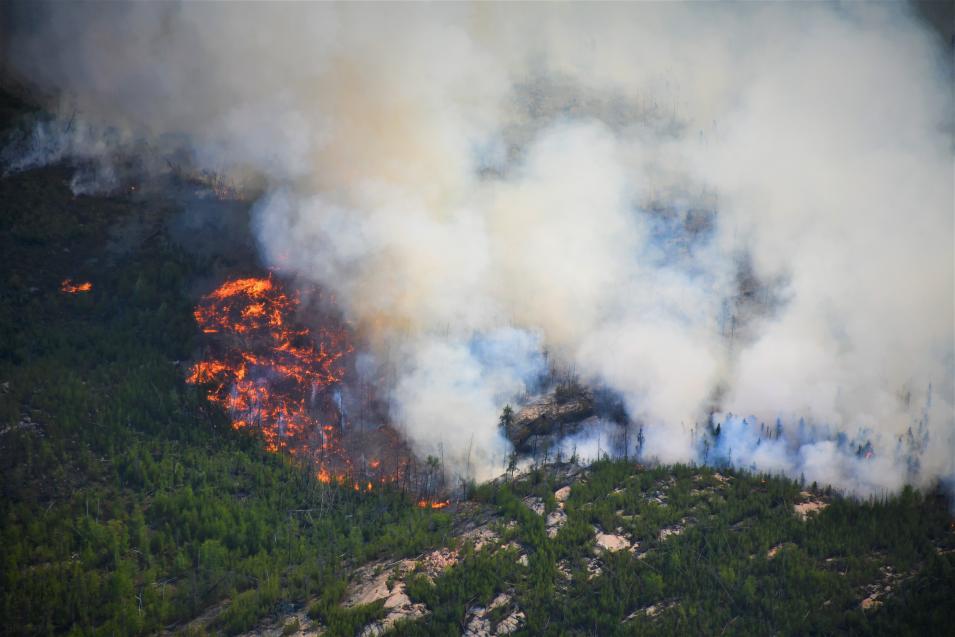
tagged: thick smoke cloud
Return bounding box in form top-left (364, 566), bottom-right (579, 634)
top-left (3, 2), bottom-right (952, 490)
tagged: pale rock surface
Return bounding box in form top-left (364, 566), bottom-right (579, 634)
top-left (545, 509), bottom-right (567, 538)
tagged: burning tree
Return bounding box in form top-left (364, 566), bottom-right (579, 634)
top-left (187, 275), bottom-right (355, 480)
top-left (186, 274), bottom-right (447, 506)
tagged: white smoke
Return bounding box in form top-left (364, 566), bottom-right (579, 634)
top-left (3, 2), bottom-right (952, 493)
top-left (0, 115), bottom-right (130, 193)
top-left (391, 328), bottom-right (545, 481)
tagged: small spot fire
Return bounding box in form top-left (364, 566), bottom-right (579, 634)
top-left (60, 279), bottom-right (92, 293)
top-left (416, 499), bottom-right (450, 510)
top-left (187, 275), bottom-right (403, 490)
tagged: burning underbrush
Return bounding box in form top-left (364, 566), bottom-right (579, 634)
top-left (186, 274), bottom-right (411, 492)
top-left (59, 278), bottom-right (92, 293)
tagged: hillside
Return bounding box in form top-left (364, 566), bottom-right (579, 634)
top-left (0, 115), bottom-right (955, 635)
top-left (0, 95), bottom-right (953, 636)
top-left (0, 125), bottom-right (453, 635)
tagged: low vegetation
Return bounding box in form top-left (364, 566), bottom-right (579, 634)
top-left (395, 460), bottom-right (953, 635)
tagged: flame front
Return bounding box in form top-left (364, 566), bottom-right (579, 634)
top-left (417, 499), bottom-right (450, 510)
top-left (187, 275), bottom-right (353, 478)
top-left (60, 279), bottom-right (92, 293)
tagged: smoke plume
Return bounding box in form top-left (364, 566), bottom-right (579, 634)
top-left (3, 2), bottom-right (952, 491)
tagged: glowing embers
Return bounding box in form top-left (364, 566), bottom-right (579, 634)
top-left (187, 275), bottom-right (351, 475)
top-left (60, 279), bottom-right (92, 293)
top-left (193, 277), bottom-right (291, 335)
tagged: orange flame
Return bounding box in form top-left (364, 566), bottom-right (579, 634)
top-left (186, 275), bottom-right (352, 479)
top-left (60, 279), bottom-right (92, 294)
top-left (417, 499), bottom-right (450, 510)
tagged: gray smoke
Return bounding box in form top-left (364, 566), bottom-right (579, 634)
top-left (3, 2), bottom-right (952, 491)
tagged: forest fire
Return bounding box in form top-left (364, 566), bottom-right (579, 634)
top-left (60, 279), bottom-right (92, 293)
top-left (417, 499), bottom-right (451, 510)
top-left (187, 275), bottom-right (354, 479)
top-left (187, 274), bottom-right (448, 505)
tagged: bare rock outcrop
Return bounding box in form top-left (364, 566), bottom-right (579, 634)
top-left (463, 593), bottom-right (522, 637)
top-left (794, 491), bottom-right (829, 520)
top-left (594, 527), bottom-right (632, 552)
top-left (506, 388), bottom-right (595, 451)
top-left (546, 509), bottom-right (567, 537)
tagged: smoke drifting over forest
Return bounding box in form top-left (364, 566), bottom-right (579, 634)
top-left (2, 3), bottom-right (953, 494)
